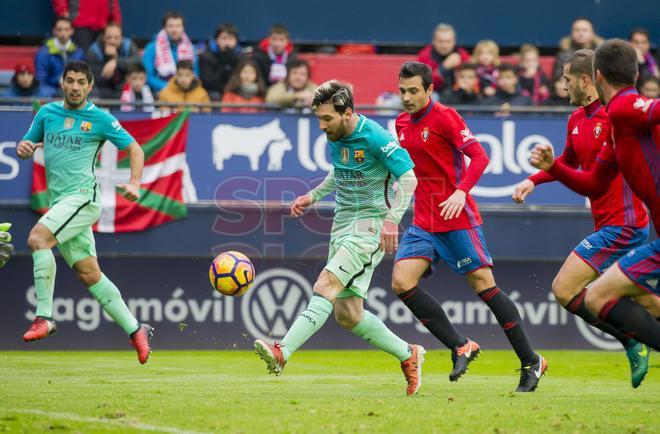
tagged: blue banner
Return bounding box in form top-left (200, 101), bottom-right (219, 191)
top-left (0, 111), bottom-right (582, 205)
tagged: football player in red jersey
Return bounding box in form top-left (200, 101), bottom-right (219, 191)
top-left (392, 61), bottom-right (546, 392)
top-left (531, 39), bottom-right (660, 352)
top-left (514, 49), bottom-right (652, 387)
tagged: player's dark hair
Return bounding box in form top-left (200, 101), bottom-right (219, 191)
top-left (215, 22), bottom-right (238, 39)
top-left (62, 61), bottom-right (93, 83)
top-left (53, 16), bottom-right (72, 28)
top-left (399, 61), bottom-right (433, 90)
top-left (311, 80), bottom-right (354, 113)
top-left (270, 24), bottom-right (289, 38)
top-left (162, 11), bottom-right (184, 28)
top-left (127, 62), bottom-right (146, 76)
top-left (594, 39), bottom-right (638, 87)
top-left (497, 63), bottom-right (517, 75)
top-left (564, 49), bottom-right (594, 79)
top-left (176, 60), bottom-right (195, 72)
top-left (629, 27), bottom-right (649, 40)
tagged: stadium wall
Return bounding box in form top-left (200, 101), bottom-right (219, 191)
top-left (2, 0), bottom-right (660, 46)
top-left (0, 110), bottom-right (633, 351)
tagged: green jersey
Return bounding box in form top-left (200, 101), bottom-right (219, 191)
top-left (328, 115), bottom-right (414, 223)
top-left (23, 101), bottom-right (135, 206)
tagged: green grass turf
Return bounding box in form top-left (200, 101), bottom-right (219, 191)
top-left (0, 350), bottom-right (657, 433)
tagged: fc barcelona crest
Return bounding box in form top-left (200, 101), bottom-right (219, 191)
top-left (594, 122), bottom-right (602, 138)
top-left (80, 121), bottom-right (92, 132)
top-left (421, 127), bottom-right (430, 142)
top-left (354, 149), bottom-right (365, 163)
top-left (341, 147), bottom-right (349, 163)
top-left (64, 117), bottom-right (74, 129)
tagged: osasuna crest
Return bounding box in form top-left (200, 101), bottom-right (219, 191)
top-left (354, 149), bottom-right (365, 163)
top-left (421, 127), bottom-right (430, 142)
top-left (341, 147), bottom-right (349, 163)
top-left (64, 117), bottom-right (74, 129)
top-left (593, 122), bottom-right (602, 138)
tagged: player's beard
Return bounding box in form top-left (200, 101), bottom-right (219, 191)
top-left (64, 89), bottom-right (87, 109)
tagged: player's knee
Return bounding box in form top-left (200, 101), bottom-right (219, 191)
top-left (551, 276), bottom-right (573, 305)
top-left (391, 272), bottom-right (415, 295)
top-left (334, 309), bottom-right (360, 330)
top-left (77, 268), bottom-right (101, 288)
top-left (27, 230), bottom-right (49, 251)
top-left (584, 287), bottom-right (608, 316)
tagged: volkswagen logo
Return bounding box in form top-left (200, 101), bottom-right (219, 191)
top-left (575, 317), bottom-right (623, 350)
top-left (241, 268), bottom-right (313, 341)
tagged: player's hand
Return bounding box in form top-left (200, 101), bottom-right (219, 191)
top-left (117, 183), bottom-right (140, 202)
top-left (512, 179), bottom-right (535, 204)
top-left (530, 144), bottom-right (555, 171)
top-left (16, 140), bottom-right (42, 159)
top-left (0, 222), bottom-right (14, 268)
top-left (439, 190), bottom-right (467, 220)
top-left (290, 193), bottom-right (313, 217)
top-left (379, 220), bottom-right (399, 254)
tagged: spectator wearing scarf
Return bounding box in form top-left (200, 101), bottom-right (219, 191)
top-left (253, 24), bottom-right (296, 86)
top-left (142, 11), bottom-right (198, 94)
top-left (120, 63), bottom-right (154, 112)
top-left (221, 59), bottom-right (266, 113)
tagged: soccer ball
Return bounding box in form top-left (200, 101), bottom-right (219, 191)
top-left (209, 251), bottom-right (255, 296)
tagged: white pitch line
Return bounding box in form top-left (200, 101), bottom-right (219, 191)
top-left (0, 408), bottom-right (211, 434)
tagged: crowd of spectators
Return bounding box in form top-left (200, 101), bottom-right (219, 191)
top-left (2, 7), bottom-right (659, 112)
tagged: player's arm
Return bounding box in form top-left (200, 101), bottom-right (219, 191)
top-left (291, 170), bottom-right (335, 217)
top-left (381, 169), bottom-right (417, 254)
top-left (117, 142), bottom-right (144, 202)
top-left (0, 222), bottom-right (14, 267)
top-left (530, 143), bottom-right (616, 197)
top-left (17, 108), bottom-right (46, 159)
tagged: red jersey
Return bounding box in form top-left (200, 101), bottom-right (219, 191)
top-left (396, 101), bottom-right (489, 232)
top-left (549, 88), bottom-right (660, 232)
top-left (529, 100), bottom-right (648, 230)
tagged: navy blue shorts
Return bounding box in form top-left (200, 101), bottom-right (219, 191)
top-left (573, 225), bottom-right (649, 274)
top-left (617, 238), bottom-right (659, 296)
top-left (395, 224), bottom-right (492, 275)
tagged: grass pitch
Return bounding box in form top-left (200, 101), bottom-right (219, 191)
top-left (0, 350), bottom-right (657, 433)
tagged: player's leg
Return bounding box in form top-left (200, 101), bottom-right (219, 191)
top-left (444, 226), bottom-right (546, 391)
top-left (391, 225), bottom-right (479, 381)
top-left (23, 222), bottom-right (58, 341)
top-left (392, 226), bottom-right (468, 349)
top-left (556, 224), bottom-right (653, 387)
top-left (585, 241), bottom-right (660, 351)
top-left (63, 226), bottom-right (153, 364)
top-left (254, 268), bottom-right (339, 375)
top-left (334, 295), bottom-right (424, 396)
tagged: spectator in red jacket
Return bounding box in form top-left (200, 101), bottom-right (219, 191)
top-left (417, 23), bottom-right (470, 97)
top-left (51, 0), bottom-right (122, 50)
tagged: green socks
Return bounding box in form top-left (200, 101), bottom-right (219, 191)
top-left (280, 295), bottom-right (334, 360)
top-left (33, 249), bottom-right (56, 318)
top-left (352, 310), bottom-right (412, 362)
top-left (88, 274), bottom-right (139, 335)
